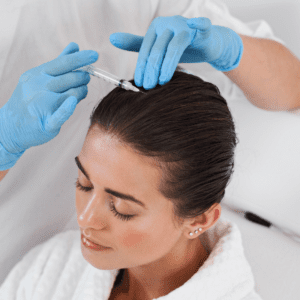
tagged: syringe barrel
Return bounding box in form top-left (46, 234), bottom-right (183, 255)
top-left (76, 65), bottom-right (145, 93)
top-left (77, 65), bottom-right (120, 85)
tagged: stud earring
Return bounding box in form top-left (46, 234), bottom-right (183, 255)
top-left (189, 228), bottom-right (202, 236)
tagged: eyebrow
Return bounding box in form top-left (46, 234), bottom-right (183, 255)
top-left (75, 156), bottom-right (146, 209)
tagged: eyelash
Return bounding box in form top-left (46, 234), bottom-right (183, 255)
top-left (75, 178), bottom-right (135, 221)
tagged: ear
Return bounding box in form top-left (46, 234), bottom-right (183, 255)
top-left (197, 203), bottom-right (222, 231)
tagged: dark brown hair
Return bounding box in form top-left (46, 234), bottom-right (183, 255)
top-left (88, 66), bottom-right (239, 227)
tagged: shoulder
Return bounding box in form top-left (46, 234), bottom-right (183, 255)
top-left (25, 229), bottom-right (87, 275)
top-left (29, 229), bottom-right (84, 266)
top-left (0, 230), bottom-right (88, 299)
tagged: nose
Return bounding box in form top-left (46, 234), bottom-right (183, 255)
top-left (77, 192), bottom-right (107, 229)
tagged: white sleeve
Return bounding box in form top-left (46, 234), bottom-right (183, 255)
top-left (152, 0), bottom-right (287, 103)
top-left (153, 0), bottom-right (286, 45)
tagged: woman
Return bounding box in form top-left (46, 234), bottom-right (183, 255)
top-left (1, 15), bottom-right (300, 300)
top-left (76, 65), bottom-right (238, 299)
top-left (1, 66), bottom-right (254, 300)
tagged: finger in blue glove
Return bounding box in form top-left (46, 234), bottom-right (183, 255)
top-left (109, 15), bottom-right (243, 90)
top-left (0, 43), bottom-right (98, 156)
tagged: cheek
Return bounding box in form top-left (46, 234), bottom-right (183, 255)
top-left (120, 229), bottom-right (149, 248)
top-left (119, 216), bottom-right (172, 249)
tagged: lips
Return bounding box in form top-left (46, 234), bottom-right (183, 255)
top-left (82, 233), bottom-right (109, 248)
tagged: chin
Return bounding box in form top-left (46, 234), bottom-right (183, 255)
top-left (80, 246), bottom-right (121, 270)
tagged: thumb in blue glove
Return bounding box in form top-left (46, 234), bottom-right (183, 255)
top-left (0, 42), bottom-right (99, 170)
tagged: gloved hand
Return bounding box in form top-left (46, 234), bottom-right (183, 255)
top-left (109, 15), bottom-right (243, 90)
top-left (0, 42), bottom-right (99, 170)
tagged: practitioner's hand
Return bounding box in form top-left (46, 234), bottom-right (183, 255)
top-left (0, 42), bottom-right (99, 156)
top-left (109, 15), bottom-right (243, 90)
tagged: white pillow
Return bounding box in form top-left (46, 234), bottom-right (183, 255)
top-left (224, 96), bottom-right (300, 242)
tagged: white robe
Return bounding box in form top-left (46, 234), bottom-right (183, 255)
top-left (0, 216), bottom-right (262, 300)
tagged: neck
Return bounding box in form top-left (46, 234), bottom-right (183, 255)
top-left (122, 239), bottom-right (209, 299)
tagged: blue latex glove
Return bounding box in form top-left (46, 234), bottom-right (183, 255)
top-left (0, 42), bottom-right (99, 170)
top-left (109, 15), bottom-right (243, 90)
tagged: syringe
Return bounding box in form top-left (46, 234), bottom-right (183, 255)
top-left (76, 65), bottom-right (145, 94)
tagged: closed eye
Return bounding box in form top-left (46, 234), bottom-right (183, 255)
top-left (75, 178), bottom-right (135, 221)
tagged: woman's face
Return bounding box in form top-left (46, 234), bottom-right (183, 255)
top-left (75, 126), bottom-right (190, 271)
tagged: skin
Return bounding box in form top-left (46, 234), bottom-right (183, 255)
top-left (76, 125), bottom-right (221, 300)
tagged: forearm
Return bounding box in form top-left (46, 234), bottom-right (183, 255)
top-left (224, 34), bottom-right (300, 111)
top-left (0, 169), bottom-right (10, 182)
